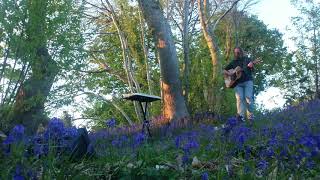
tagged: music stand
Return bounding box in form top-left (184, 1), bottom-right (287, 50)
top-left (123, 93), bottom-right (161, 137)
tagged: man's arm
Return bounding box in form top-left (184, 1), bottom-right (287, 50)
top-left (247, 57), bottom-right (262, 68)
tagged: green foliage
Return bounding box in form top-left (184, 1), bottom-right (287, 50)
top-left (277, 0), bottom-right (320, 103)
top-left (0, 0), bottom-right (87, 132)
top-left (79, 0), bottom-right (162, 126)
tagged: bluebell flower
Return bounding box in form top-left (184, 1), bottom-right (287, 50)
top-left (267, 137), bottom-right (278, 146)
top-left (3, 135), bottom-right (14, 145)
top-left (44, 117), bottom-right (65, 141)
top-left (282, 129), bottom-right (294, 141)
top-left (306, 160), bottom-right (316, 169)
top-left (183, 139), bottom-right (199, 151)
top-left (13, 175), bottom-right (24, 180)
top-left (311, 147), bottom-right (318, 157)
top-left (106, 118), bottom-right (116, 128)
top-left (27, 169), bottom-right (37, 180)
top-left (111, 139), bottom-right (119, 147)
top-left (299, 136), bottom-right (316, 148)
top-left (201, 172), bottom-right (209, 180)
top-left (111, 135), bottom-right (128, 148)
top-left (226, 117), bottom-right (238, 128)
top-left (230, 126), bottom-right (251, 147)
top-left (32, 135), bottom-right (47, 157)
top-left (64, 127), bottom-right (78, 138)
top-left (182, 154), bottom-right (189, 165)
top-left (175, 135), bottom-right (181, 149)
top-left (297, 148), bottom-right (309, 158)
top-left (244, 146), bottom-right (251, 160)
top-left (257, 160), bottom-right (268, 170)
top-left (174, 131), bottom-right (199, 153)
top-left (279, 148), bottom-right (288, 159)
top-left (265, 147), bottom-right (275, 158)
top-left (134, 132), bottom-right (145, 146)
top-left (13, 165), bottom-right (24, 180)
top-left (3, 125), bottom-right (25, 145)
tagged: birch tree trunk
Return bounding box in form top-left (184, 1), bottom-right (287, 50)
top-left (104, 0), bottom-right (143, 122)
top-left (138, 0), bottom-right (189, 122)
top-left (197, 0), bottom-right (240, 112)
top-left (182, 0), bottom-right (191, 108)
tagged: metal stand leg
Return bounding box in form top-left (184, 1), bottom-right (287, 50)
top-left (139, 102), bottom-right (151, 137)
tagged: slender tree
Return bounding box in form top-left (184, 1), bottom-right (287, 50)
top-left (138, 0), bottom-right (189, 122)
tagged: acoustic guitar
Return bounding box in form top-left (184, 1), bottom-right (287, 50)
top-left (224, 58), bottom-right (262, 88)
top-left (224, 66), bottom-right (243, 88)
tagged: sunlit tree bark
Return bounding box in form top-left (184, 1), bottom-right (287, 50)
top-left (138, 0), bottom-right (189, 122)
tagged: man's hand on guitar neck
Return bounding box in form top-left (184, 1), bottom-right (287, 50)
top-left (247, 57), bottom-right (262, 68)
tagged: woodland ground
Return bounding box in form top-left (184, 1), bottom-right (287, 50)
top-left (0, 100), bottom-right (320, 179)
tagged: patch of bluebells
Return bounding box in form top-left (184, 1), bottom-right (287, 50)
top-left (3, 125), bottom-right (25, 145)
top-left (247, 100), bottom-right (320, 172)
top-left (41, 118), bottom-right (78, 155)
top-left (199, 124), bottom-right (216, 139)
top-left (2, 125), bottom-right (25, 155)
top-left (0, 99), bottom-right (320, 178)
top-left (222, 117), bottom-right (239, 135)
top-left (44, 117), bottom-right (65, 141)
top-left (111, 135), bottom-right (129, 148)
top-left (133, 132), bottom-right (146, 147)
top-left (175, 131), bottom-right (199, 165)
top-left (229, 125), bottom-right (252, 147)
top-left (1, 117), bottom-right (80, 158)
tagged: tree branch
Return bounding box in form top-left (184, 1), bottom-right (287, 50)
top-left (212, 0), bottom-right (240, 31)
top-left (81, 91), bottom-right (133, 125)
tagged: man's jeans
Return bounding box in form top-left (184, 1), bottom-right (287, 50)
top-left (235, 80), bottom-right (254, 120)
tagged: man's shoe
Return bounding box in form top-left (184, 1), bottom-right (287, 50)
top-left (236, 115), bottom-right (245, 122)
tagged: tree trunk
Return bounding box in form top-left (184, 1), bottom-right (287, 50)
top-left (313, 27), bottom-right (319, 99)
top-left (197, 0), bottom-right (239, 113)
top-left (9, 0), bottom-right (58, 134)
top-left (197, 0), bottom-right (225, 79)
top-left (197, 0), bottom-right (221, 111)
top-left (104, 0), bottom-right (143, 122)
top-left (182, 0), bottom-right (191, 109)
top-left (11, 48), bottom-right (57, 134)
top-left (138, 9), bottom-right (153, 95)
top-left (138, 0), bottom-right (189, 122)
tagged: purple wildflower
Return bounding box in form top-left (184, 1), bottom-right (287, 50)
top-left (257, 160), bottom-right (268, 170)
top-left (13, 165), bottom-right (24, 180)
top-left (44, 117), bottom-right (65, 141)
top-left (134, 132), bottom-right (145, 146)
top-left (3, 125), bottom-right (25, 145)
top-left (201, 172), bottom-right (209, 180)
top-left (106, 118), bottom-right (116, 128)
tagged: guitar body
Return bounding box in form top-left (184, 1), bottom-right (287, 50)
top-left (224, 66), bottom-right (242, 88)
top-left (224, 57), bottom-right (261, 88)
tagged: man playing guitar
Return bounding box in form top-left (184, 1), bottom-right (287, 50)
top-left (223, 47), bottom-right (261, 123)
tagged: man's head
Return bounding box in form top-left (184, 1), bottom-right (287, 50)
top-left (234, 47), bottom-right (244, 60)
